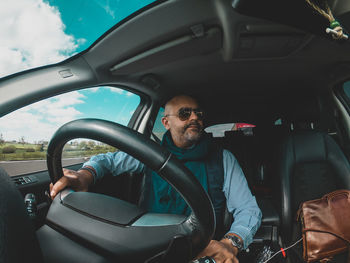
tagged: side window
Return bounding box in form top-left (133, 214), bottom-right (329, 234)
top-left (343, 81), bottom-right (350, 99)
top-left (336, 81), bottom-right (350, 115)
top-left (0, 86), bottom-right (140, 161)
top-left (205, 123), bottom-right (256, 137)
top-left (151, 112), bottom-right (258, 139)
top-left (274, 118), bottom-right (282, 125)
top-left (152, 107), bottom-right (167, 141)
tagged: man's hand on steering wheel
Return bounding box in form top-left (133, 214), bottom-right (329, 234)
top-left (49, 167), bottom-right (94, 200)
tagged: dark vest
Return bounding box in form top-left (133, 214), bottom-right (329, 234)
top-left (139, 146), bottom-right (226, 238)
top-left (206, 146), bottom-right (226, 239)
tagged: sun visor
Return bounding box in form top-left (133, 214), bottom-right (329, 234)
top-left (110, 27), bottom-right (222, 75)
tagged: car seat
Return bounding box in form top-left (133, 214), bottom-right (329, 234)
top-left (0, 167), bottom-right (44, 263)
top-left (275, 97), bottom-right (350, 262)
top-left (277, 130), bottom-right (350, 242)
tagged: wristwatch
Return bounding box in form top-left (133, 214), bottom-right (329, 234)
top-left (223, 234), bottom-right (244, 252)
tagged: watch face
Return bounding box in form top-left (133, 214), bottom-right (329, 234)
top-left (225, 234), bottom-right (243, 251)
top-left (191, 256), bottom-right (216, 263)
top-left (233, 236), bottom-right (243, 247)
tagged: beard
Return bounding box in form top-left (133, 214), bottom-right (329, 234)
top-left (169, 120), bottom-right (204, 148)
top-left (182, 121), bottom-right (203, 143)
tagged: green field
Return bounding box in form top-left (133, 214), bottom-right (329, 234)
top-left (0, 142), bottom-right (116, 161)
top-left (2, 142), bottom-right (38, 149)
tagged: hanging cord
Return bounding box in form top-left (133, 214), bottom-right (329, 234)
top-left (262, 238), bottom-right (303, 263)
top-left (305, 0), bottom-right (348, 40)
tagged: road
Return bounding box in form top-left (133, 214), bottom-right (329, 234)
top-left (0, 158), bottom-right (87, 176)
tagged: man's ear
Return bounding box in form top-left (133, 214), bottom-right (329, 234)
top-left (161, 117), bottom-right (170, 130)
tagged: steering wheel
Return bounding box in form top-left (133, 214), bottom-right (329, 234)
top-left (45, 118), bottom-right (215, 262)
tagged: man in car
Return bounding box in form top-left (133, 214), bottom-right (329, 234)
top-left (50, 95), bottom-right (262, 263)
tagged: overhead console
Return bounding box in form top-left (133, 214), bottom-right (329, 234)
top-left (232, 0), bottom-right (350, 41)
top-left (233, 22), bottom-right (310, 59)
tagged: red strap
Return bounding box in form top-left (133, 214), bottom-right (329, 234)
top-left (280, 248), bottom-right (286, 258)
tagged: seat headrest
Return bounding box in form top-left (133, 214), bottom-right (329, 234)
top-left (285, 97), bottom-right (321, 130)
top-left (288, 98), bottom-right (320, 122)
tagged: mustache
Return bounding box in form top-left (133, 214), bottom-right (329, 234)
top-left (184, 121), bottom-right (202, 130)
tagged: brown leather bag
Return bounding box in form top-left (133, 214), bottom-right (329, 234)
top-left (297, 189), bottom-right (350, 262)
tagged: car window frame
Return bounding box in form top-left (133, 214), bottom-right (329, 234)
top-left (335, 82), bottom-right (350, 115)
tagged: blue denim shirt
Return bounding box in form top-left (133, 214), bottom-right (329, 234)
top-left (84, 149), bottom-right (262, 249)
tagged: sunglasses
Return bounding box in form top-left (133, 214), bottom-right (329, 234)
top-left (165, 107), bottom-right (204, 121)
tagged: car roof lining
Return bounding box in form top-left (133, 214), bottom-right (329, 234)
top-left (2, 0), bottom-right (350, 129)
top-left (81, 0), bottom-right (349, 98)
top-left (110, 27), bottom-right (222, 75)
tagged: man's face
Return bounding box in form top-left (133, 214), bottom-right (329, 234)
top-left (161, 96), bottom-right (204, 148)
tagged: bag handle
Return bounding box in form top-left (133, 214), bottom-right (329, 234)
top-left (303, 228), bottom-right (350, 244)
top-left (296, 190), bottom-right (350, 222)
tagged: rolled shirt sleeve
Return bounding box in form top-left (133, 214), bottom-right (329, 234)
top-left (222, 149), bottom-right (262, 249)
top-left (83, 151), bottom-right (145, 183)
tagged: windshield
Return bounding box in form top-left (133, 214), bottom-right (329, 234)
top-left (0, 0), bottom-right (156, 78)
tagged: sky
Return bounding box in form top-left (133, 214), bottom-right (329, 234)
top-left (0, 0), bottom-right (154, 143)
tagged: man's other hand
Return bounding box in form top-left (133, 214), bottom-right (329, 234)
top-left (49, 168), bottom-right (94, 200)
top-left (195, 239), bottom-right (239, 263)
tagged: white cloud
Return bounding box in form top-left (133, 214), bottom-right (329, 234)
top-left (106, 87), bottom-right (135, 97)
top-left (0, 92), bottom-right (86, 143)
top-left (0, 0), bottom-right (81, 78)
top-left (0, 1), bottom-right (88, 143)
top-left (86, 86), bottom-right (124, 94)
top-left (87, 87), bottom-right (100, 93)
top-left (102, 5), bottom-right (116, 19)
top-left (0, 109), bottom-right (55, 143)
top-left (107, 87), bottom-right (124, 94)
top-left (96, 1), bottom-right (116, 19)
